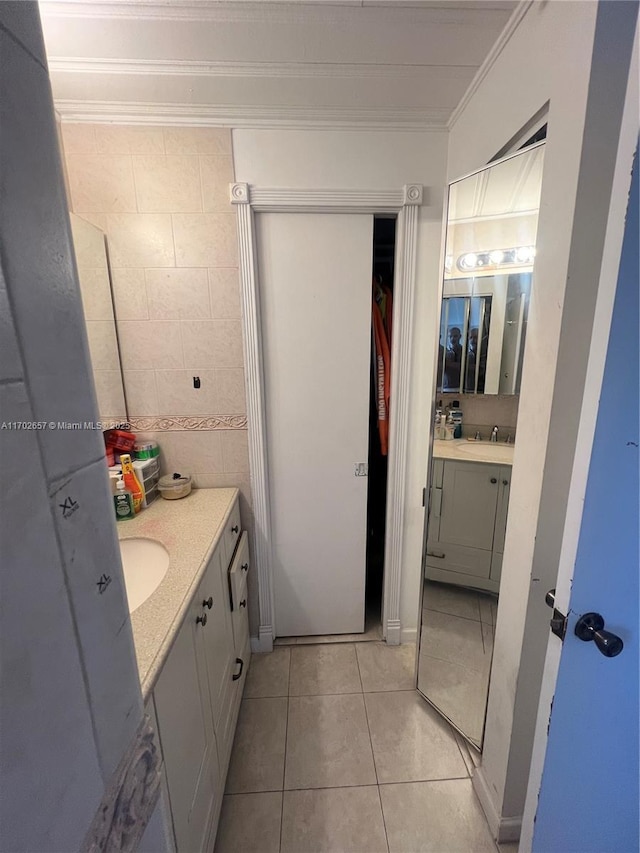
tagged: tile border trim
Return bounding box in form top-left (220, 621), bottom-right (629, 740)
top-left (128, 415), bottom-right (247, 431)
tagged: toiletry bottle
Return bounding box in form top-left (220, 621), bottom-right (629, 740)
top-left (114, 478), bottom-right (135, 521)
top-left (450, 400), bottom-right (463, 439)
top-left (120, 453), bottom-right (144, 514)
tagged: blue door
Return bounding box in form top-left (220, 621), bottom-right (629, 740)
top-left (533, 148), bottom-right (639, 851)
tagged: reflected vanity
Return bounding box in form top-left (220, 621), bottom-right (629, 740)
top-left (417, 142), bottom-right (545, 750)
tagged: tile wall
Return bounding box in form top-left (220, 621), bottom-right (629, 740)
top-left (61, 123), bottom-right (251, 501)
top-left (439, 394), bottom-right (519, 440)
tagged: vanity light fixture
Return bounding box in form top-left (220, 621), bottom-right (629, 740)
top-left (456, 245), bottom-right (536, 272)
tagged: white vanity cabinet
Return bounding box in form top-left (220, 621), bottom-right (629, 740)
top-left (152, 496), bottom-right (250, 853)
top-left (426, 457), bottom-right (511, 594)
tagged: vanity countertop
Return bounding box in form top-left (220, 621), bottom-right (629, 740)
top-left (119, 487), bottom-right (239, 699)
top-left (433, 438), bottom-right (515, 466)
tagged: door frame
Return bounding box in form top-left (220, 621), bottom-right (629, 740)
top-left (230, 182), bottom-right (424, 651)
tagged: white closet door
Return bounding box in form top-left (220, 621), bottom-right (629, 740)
top-left (257, 212), bottom-right (373, 637)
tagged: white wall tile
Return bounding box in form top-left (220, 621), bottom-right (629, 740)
top-left (0, 381), bottom-right (105, 851)
top-left (146, 268), bottom-right (210, 320)
top-left (93, 370), bottom-right (128, 420)
top-left (77, 267), bottom-right (114, 322)
top-left (158, 429), bottom-right (224, 474)
top-left (0, 32), bottom-right (104, 478)
top-left (123, 370), bottom-right (159, 417)
top-left (200, 155), bottom-right (235, 212)
top-left (67, 154), bottom-right (137, 213)
top-left (172, 213), bottom-right (238, 267)
top-left (111, 268), bottom-right (149, 320)
top-left (49, 458), bottom-right (143, 778)
top-left (209, 267), bottom-right (241, 319)
top-left (106, 214), bottom-right (175, 268)
top-left (118, 321), bottom-right (183, 370)
top-left (221, 429), bottom-right (250, 473)
top-left (133, 155), bottom-right (202, 213)
top-left (182, 320), bottom-right (244, 369)
top-left (155, 369), bottom-right (218, 416)
top-left (86, 320), bottom-right (121, 371)
top-left (216, 368), bottom-right (247, 413)
top-left (61, 123), bottom-right (98, 155)
top-left (95, 125), bottom-right (165, 155)
top-left (163, 127), bottom-right (231, 156)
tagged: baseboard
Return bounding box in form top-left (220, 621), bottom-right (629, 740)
top-left (472, 768), bottom-right (522, 843)
top-left (250, 627), bottom-right (273, 654)
top-left (400, 627), bottom-right (417, 644)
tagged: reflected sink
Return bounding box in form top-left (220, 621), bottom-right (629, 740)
top-left (457, 442), bottom-right (514, 461)
top-left (119, 538), bottom-right (169, 613)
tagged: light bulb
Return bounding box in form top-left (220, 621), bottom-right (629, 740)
top-left (461, 253), bottom-right (477, 269)
top-left (489, 250), bottom-right (504, 264)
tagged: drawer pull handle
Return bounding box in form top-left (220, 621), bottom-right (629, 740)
top-left (241, 563), bottom-right (249, 572)
top-left (202, 596), bottom-right (213, 610)
top-left (427, 551), bottom-right (446, 559)
top-left (231, 525), bottom-right (239, 534)
top-left (232, 658), bottom-right (244, 681)
top-left (196, 613), bottom-right (207, 627)
top-left (239, 599), bottom-right (247, 609)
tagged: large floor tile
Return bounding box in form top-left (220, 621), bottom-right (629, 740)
top-left (285, 694), bottom-right (376, 789)
top-left (417, 652), bottom-right (488, 746)
top-left (421, 610), bottom-right (488, 673)
top-left (226, 698), bottom-right (287, 793)
top-left (244, 648), bottom-right (291, 698)
top-left (365, 691), bottom-right (468, 783)
top-left (214, 791), bottom-right (282, 853)
top-left (289, 643), bottom-right (362, 695)
top-left (380, 779), bottom-right (496, 853)
top-left (356, 642), bottom-right (416, 692)
top-left (423, 581), bottom-right (481, 622)
top-left (281, 786), bottom-right (388, 853)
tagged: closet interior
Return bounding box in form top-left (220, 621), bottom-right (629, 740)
top-left (366, 215), bottom-right (397, 633)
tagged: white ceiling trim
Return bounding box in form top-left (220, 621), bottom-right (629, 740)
top-left (54, 98), bottom-right (450, 130)
top-left (447, 0), bottom-right (533, 129)
top-left (48, 56), bottom-right (477, 79)
top-left (40, 1), bottom-right (513, 25)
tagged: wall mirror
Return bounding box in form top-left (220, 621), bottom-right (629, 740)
top-left (69, 213), bottom-right (128, 424)
top-left (417, 142), bottom-right (544, 750)
top-left (436, 142), bottom-right (545, 395)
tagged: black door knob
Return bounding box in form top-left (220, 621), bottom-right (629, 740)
top-left (239, 599), bottom-right (247, 609)
top-left (490, 477), bottom-right (497, 484)
top-left (231, 525), bottom-right (239, 534)
top-left (574, 612), bottom-right (624, 658)
top-left (196, 612), bottom-right (207, 627)
top-left (241, 563), bottom-right (249, 572)
top-left (202, 596), bottom-right (213, 610)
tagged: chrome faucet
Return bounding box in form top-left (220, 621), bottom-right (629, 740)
top-left (490, 425), bottom-right (499, 443)
top-left (505, 433), bottom-right (514, 445)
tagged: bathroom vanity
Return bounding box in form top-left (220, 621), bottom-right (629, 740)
top-left (119, 488), bottom-right (249, 853)
top-left (425, 440), bottom-right (514, 594)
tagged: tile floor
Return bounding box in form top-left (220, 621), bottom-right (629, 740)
top-left (418, 582), bottom-right (497, 746)
top-left (215, 640), bottom-right (518, 853)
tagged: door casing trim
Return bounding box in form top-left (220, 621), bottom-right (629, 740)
top-left (231, 182), bottom-right (424, 649)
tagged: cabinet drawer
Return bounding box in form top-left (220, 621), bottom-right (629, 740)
top-left (228, 531), bottom-right (250, 611)
top-left (222, 499), bottom-right (242, 567)
top-left (425, 540), bottom-right (492, 579)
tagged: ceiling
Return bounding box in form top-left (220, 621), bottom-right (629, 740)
top-left (39, 0), bottom-right (518, 130)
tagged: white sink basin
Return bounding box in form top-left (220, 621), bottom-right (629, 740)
top-left (119, 538), bottom-right (169, 613)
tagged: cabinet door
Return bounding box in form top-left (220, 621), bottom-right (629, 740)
top-left (153, 596), bottom-right (219, 853)
top-left (493, 465), bottom-right (511, 555)
top-left (198, 547), bottom-right (235, 735)
top-left (439, 461), bottom-right (500, 551)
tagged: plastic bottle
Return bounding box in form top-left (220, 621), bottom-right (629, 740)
top-left (119, 453), bottom-right (144, 514)
top-left (114, 478), bottom-right (135, 521)
top-left (450, 400), bottom-right (463, 439)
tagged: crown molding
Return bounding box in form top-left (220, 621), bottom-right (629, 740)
top-left (40, 1), bottom-right (513, 26)
top-left (447, 0), bottom-right (533, 129)
top-left (48, 56), bottom-right (476, 80)
top-left (54, 99), bottom-right (450, 131)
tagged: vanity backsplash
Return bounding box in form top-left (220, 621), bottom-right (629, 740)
top-left (439, 394), bottom-right (518, 441)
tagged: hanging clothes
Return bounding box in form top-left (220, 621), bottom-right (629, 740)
top-left (372, 280), bottom-right (392, 456)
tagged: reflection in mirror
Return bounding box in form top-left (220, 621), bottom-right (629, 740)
top-left (437, 142), bottom-right (544, 396)
top-left (418, 142), bottom-right (544, 750)
top-left (70, 214), bottom-right (127, 424)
